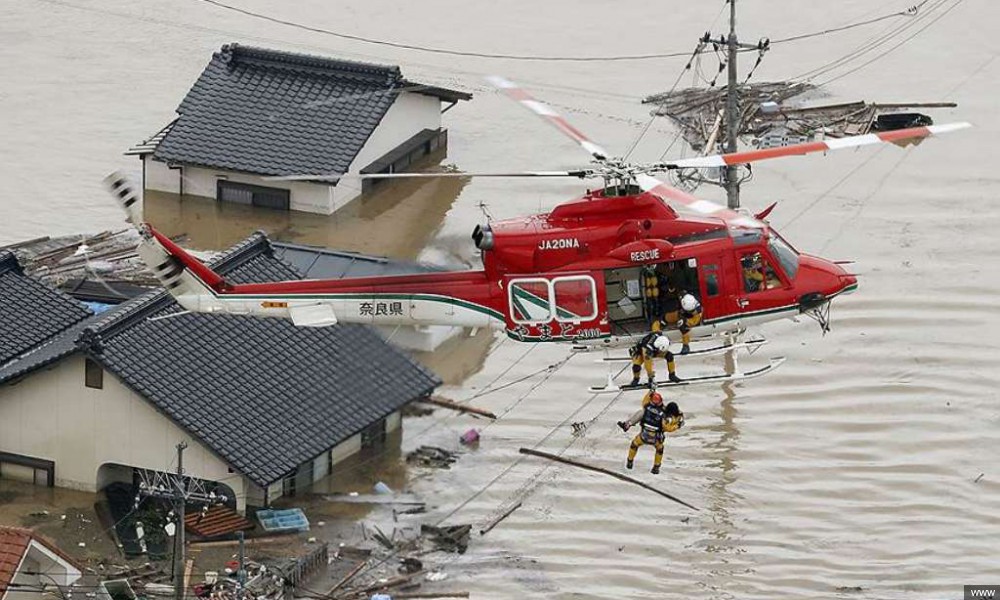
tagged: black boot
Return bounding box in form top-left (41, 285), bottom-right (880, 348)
top-left (626, 459), bottom-right (634, 470)
top-left (651, 464), bottom-right (660, 475)
top-left (668, 372), bottom-right (682, 384)
top-left (680, 344), bottom-right (691, 355)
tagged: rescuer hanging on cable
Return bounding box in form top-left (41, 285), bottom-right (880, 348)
top-left (677, 293), bottom-right (703, 355)
top-left (617, 390), bottom-right (685, 474)
top-left (629, 331), bottom-right (682, 386)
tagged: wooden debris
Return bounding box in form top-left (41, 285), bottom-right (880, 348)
top-left (518, 448), bottom-right (699, 511)
top-left (420, 524), bottom-right (472, 554)
top-left (479, 501), bottom-right (522, 536)
top-left (371, 525), bottom-right (395, 550)
top-left (406, 446), bottom-right (460, 469)
top-left (419, 396), bottom-right (496, 419)
top-left (326, 560), bottom-right (367, 596)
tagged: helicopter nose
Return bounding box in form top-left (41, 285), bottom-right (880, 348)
top-left (798, 256), bottom-right (858, 300)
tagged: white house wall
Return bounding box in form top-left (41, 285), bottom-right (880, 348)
top-left (0, 355), bottom-right (247, 508)
top-left (144, 156), bottom-right (181, 194)
top-left (334, 92), bottom-right (443, 208)
top-left (142, 159), bottom-right (336, 215)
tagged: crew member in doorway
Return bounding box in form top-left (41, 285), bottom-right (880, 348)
top-left (629, 331), bottom-right (682, 386)
top-left (641, 265), bottom-right (659, 327)
top-left (617, 391), bottom-right (685, 474)
top-left (656, 277), bottom-right (682, 329)
top-left (678, 293), bottom-right (703, 355)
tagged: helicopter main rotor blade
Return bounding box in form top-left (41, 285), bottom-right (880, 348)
top-left (635, 174), bottom-right (762, 228)
top-left (267, 170), bottom-right (591, 182)
top-left (662, 122), bottom-right (972, 170)
top-left (486, 75), bottom-right (610, 161)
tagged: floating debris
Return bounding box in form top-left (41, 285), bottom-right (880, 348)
top-left (406, 446), bottom-right (460, 469)
top-left (458, 429), bottom-right (480, 446)
top-left (420, 524), bottom-right (471, 554)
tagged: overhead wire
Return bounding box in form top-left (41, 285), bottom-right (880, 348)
top-left (769, 1), bottom-right (931, 44)
top-left (193, 0), bottom-right (707, 63)
top-left (791, 0), bottom-right (954, 83)
top-left (622, 2), bottom-right (729, 161)
top-left (815, 0), bottom-right (967, 87)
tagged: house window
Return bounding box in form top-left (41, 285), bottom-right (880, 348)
top-left (217, 180), bottom-right (290, 210)
top-left (361, 419), bottom-right (387, 449)
top-left (85, 358), bottom-right (103, 389)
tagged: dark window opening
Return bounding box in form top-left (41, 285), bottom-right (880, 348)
top-left (361, 129), bottom-right (448, 194)
top-left (361, 419), bottom-right (387, 450)
top-left (217, 180), bottom-right (290, 210)
top-left (705, 271), bottom-right (720, 297)
top-left (85, 358), bottom-right (103, 389)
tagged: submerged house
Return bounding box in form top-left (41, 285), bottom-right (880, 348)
top-left (0, 238), bottom-right (440, 511)
top-left (126, 43), bottom-right (471, 214)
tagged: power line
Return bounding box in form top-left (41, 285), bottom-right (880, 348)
top-left (193, 0), bottom-right (704, 63)
top-left (792, 0), bottom-right (953, 82)
top-left (816, 0), bottom-right (967, 86)
top-left (770, 1), bottom-right (932, 44)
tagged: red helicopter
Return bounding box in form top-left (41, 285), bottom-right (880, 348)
top-left (106, 77), bottom-right (968, 390)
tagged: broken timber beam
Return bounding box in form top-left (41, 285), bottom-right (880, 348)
top-left (420, 396), bottom-right (496, 420)
top-left (479, 502), bottom-right (522, 536)
top-left (518, 448), bottom-right (699, 511)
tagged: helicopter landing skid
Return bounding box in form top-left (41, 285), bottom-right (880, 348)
top-left (588, 356), bottom-right (786, 394)
top-left (593, 336), bottom-right (767, 363)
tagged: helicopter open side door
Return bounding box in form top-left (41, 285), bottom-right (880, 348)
top-left (503, 273), bottom-right (610, 342)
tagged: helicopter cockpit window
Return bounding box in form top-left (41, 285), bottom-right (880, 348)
top-left (768, 233), bottom-right (800, 280)
top-left (741, 251), bottom-right (782, 293)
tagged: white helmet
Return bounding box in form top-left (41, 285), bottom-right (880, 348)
top-left (653, 336), bottom-right (671, 353)
top-left (681, 294), bottom-right (699, 312)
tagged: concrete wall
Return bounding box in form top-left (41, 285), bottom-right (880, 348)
top-left (0, 355), bottom-right (248, 509)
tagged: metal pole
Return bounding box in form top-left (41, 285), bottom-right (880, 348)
top-left (174, 442), bottom-right (187, 600)
top-left (725, 0), bottom-right (741, 209)
top-left (237, 530), bottom-right (246, 600)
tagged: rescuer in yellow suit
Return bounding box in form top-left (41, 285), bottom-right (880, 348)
top-left (629, 331), bottom-right (682, 386)
top-left (654, 278), bottom-right (682, 330)
top-left (617, 391), bottom-right (685, 474)
top-left (677, 293), bottom-right (702, 355)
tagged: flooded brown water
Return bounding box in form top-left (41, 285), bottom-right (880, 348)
top-left (3, 0), bottom-right (999, 597)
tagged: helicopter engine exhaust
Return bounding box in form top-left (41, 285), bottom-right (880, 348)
top-left (472, 223), bottom-right (494, 250)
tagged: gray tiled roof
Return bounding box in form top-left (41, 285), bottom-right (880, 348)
top-left (78, 234), bottom-right (440, 487)
top-left (0, 251), bottom-right (91, 366)
top-left (152, 44), bottom-right (469, 178)
top-left (273, 242), bottom-right (443, 279)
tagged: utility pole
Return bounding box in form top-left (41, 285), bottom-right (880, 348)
top-left (236, 531), bottom-right (246, 600)
top-left (725, 0), bottom-right (741, 209)
top-left (137, 442), bottom-right (228, 600)
top-left (174, 442), bottom-right (187, 600)
top-left (700, 0), bottom-right (767, 209)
